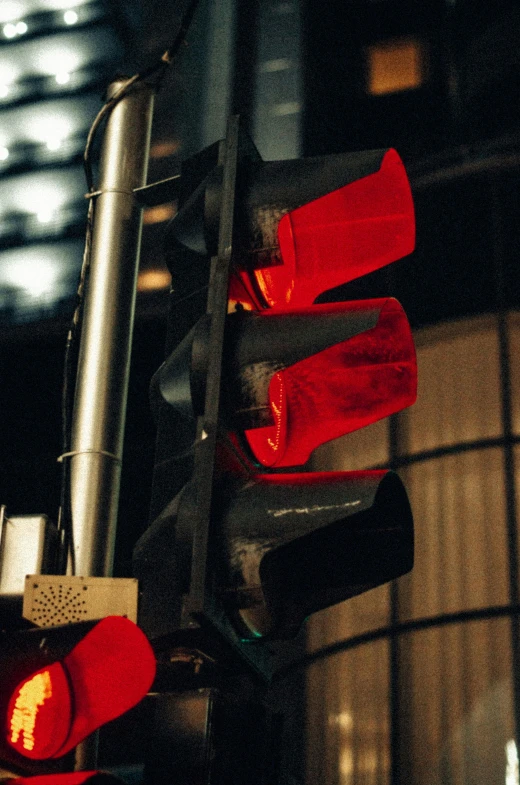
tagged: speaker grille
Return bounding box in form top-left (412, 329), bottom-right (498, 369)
top-left (23, 575), bottom-right (138, 627)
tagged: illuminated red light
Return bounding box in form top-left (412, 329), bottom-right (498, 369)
top-left (244, 298), bottom-right (416, 467)
top-left (6, 616), bottom-right (156, 760)
top-left (7, 662), bottom-right (71, 759)
top-left (253, 148), bottom-right (415, 309)
top-left (9, 773), bottom-right (121, 784)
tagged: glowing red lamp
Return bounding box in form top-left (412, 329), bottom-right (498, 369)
top-left (5, 616), bottom-right (155, 760)
top-left (9, 773), bottom-right (125, 784)
top-left (242, 298), bottom-right (416, 468)
top-left (252, 148), bottom-right (415, 309)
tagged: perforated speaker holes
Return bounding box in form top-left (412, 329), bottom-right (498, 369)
top-left (31, 582), bottom-right (89, 625)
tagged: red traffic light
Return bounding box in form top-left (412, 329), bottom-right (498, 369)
top-left (167, 145), bottom-right (415, 313)
top-left (8, 773), bottom-right (125, 784)
top-left (227, 297), bottom-right (416, 468)
top-left (136, 118), bottom-right (417, 656)
top-left (5, 616), bottom-right (155, 760)
top-left (236, 148), bottom-right (414, 310)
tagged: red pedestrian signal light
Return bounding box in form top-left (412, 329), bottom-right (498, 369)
top-left (7, 662), bottom-right (70, 760)
top-left (2, 616), bottom-right (155, 762)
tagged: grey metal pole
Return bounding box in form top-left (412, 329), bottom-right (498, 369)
top-left (69, 79), bottom-right (154, 578)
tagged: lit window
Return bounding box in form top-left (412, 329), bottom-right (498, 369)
top-left (31, 116), bottom-right (71, 151)
top-left (23, 183), bottom-right (64, 224)
top-left (2, 19), bottom-right (27, 38)
top-left (142, 204), bottom-right (176, 224)
top-left (506, 739), bottom-right (519, 785)
top-left (367, 38), bottom-right (425, 96)
top-left (3, 22), bottom-right (17, 38)
top-left (137, 269), bottom-right (171, 291)
top-left (55, 71), bottom-right (71, 85)
top-left (37, 50), bottom-right (78, 80)
top-left (0, 3), bottom-right (24, 25)
top-left (63, 10), bottom-right (78, 25)
top-left (36, 207), bottom-right (56, 224)
top-left (150, 140), bottom-right (180, 158)
top-left (0, 65), bottom-right (16, 98)
top-left (0, 146), bottom-right (9, 161)
top-left (3, 255), bottom-right (60, 299)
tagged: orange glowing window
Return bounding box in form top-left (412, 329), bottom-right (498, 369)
top-left (143, 204), bottom-right (176, 225)
top-left (367, 38), bottom-right (424, 96)
top-left (150, 140), bottom-right (180, 158)
top-left (137, 268), bottom-right (171, 291)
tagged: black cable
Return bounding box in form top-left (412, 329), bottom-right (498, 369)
top-left (83, 0), bottom-right (202, 192)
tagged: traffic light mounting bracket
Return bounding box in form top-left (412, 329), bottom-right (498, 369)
top-left (185, 114), bottom-right (240, 621)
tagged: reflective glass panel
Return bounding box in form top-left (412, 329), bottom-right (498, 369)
top-left (307, 640), bottom-right (390, 785)
top-left (397, 618), bottom-right (514, 785)
top-left (400, 317), bottom-right (501, 456)
top-left (397, 449), bottom-right (509, 621)
top-left (509, 312), bottom-right (520, 437)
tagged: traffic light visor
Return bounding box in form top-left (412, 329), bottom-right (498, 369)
top-left (243, 297), bottom-right (416, 467)
top-left (221, 469), bottom-right (413, 638)
top-left (6, 616), bottom-right (156, 759)
top-left (254, 148), bottom-right (415, 308)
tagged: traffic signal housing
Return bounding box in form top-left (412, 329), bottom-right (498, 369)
top-left (134, 116), bottom-right (416, 669)
top-left (7, 774), bottom-right (126, 784)
top-left (0, 617), bottom-right (155, 774)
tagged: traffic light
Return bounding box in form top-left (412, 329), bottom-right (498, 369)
top-left (134, 116), bottom-right (416, 667)
top-left (0, 616), bottom-right (155, 774)
top-left (7, 774), bottom-right (125, 784)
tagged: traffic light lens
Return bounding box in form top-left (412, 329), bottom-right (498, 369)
top-left (221, 469), bottom-right (414, 638)
top-left (57, 616), bottom-right (156, 758)
top-left (7, 662), bottom-right (71, 759)
top-left (5, 616), bottom-right (156, 760)
top-left (254, 148), bottom-right (415, 309)
top-left (244, 298), bottom-right (416, 467)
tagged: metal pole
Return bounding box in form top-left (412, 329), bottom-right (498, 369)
top-left (69, 79), bottom-right (154, 578)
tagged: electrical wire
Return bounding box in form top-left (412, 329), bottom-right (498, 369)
top-left (57, 0), bottom-right (202, 573)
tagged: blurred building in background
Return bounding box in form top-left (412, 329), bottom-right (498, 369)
top-left (1, 0), bottom-right (520, 783)
top-left (0, 0), bottom-right (128, 323)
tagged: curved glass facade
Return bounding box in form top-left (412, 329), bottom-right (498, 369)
top-left (307, 311), bottom-right (520, 785)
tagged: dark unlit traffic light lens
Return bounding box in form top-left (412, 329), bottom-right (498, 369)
top-left (220, 470), bottom-right (413, 638)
